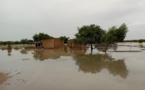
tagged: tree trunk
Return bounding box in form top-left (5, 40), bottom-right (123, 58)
top-left (90, 44), bottom-right (93, 55)
top-left (104, 43), bottom-right (109, 53)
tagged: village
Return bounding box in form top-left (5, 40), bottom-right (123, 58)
top-left (1, 0), bottom-right (145, 89)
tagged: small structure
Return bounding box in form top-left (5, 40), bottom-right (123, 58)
top-left (67, 40), bottom-right (84, 50)
top-left (34, 41), bottom-right (43, 48)
top-left (42, 38), bottom-right (64, 49)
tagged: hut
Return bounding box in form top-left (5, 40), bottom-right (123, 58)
top-left (67, 40), bottom-right (84, 50)
top-left (42, 38), bottom-right (64, 49)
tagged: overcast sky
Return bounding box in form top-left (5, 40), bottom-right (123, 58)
top-left (0, 0), bottom-right (145, 41)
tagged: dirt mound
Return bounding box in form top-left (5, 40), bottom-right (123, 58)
top-left (0, 73), bottom-right (7, 84)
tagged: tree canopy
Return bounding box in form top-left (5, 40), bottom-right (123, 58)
top-left (101, 23), bottom-right (128, 52)
top-left (75, 23), bottom-right (128, 53)
top-left (102, 23), bottom-right (128, 44)
top-left (59, 36), bottom-right (69, 44)
top-left (75, 24), bottom-right (105, 44)
top-left (20, 39), bottom-right (33, 44)
top-left (33, 33), bottom-right (53, 41)
top-left (75, 24), bottom-right (105, 54)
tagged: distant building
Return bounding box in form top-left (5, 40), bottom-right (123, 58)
top-left (67, 40), bottom-right (84, 50)
top-left (42, 38), bottom-right (64, 49)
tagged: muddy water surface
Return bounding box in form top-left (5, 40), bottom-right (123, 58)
top-left (0, 46), bottom-right (145, 90)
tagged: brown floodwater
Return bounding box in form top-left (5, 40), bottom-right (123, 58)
top-left (0, 46), bottom-right (145, 90)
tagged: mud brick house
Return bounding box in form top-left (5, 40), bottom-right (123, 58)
top-left (42, 38), bottom-right (64, 49)
top-left (67, 40), bottom-right (85, 50)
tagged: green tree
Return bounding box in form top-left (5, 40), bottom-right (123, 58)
top-left (102, 23), bottom-right (128, 52)
top-left (14, 41), bottom-right (20, 44)
top-left (138, 39), bottom-right (144, 43)
top-left (20, 39), bottom-right (33, 44)
top-left (75, 24), bottom-right (105, 54)
top-left (33, 33), bottom-right (53, 41)
top-left (0, 41), bottom-right (14, 45)
top-left (59, 36), bottom-right (69, 44)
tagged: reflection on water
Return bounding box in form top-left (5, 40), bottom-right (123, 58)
top-left (74, 54), bottom-right (128, 79)
top-left (3, 48), bottom-right (129, 79)
top-left (0, 46), bottom-right (145, 90)
top-left (7, 45), bottom-right (12, 56)
top-left (7, 48), bottom-right (12, 56)
top-left (112, 44), bottom-right (118, 51)
top-left (20, 49), bottom-right (28, 54)
top-left (33, 49), bottom-right (71, 61)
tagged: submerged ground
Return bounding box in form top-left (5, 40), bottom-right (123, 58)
top-left (0, 45), bottom-right (145, 90)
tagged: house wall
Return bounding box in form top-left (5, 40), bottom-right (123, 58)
top-left (42, 39), bottom-right (63, 49)
top-left (54, 39), bottom-right (64, 48)
top-left (42, 39), bottom-right (54, 49)
top-left (67, 40), bottom-right (84, 50)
